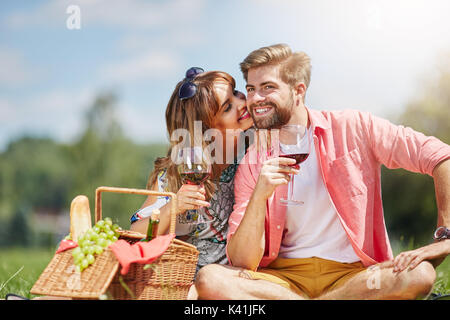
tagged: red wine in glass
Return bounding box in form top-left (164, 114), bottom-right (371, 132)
top-left (279, 124), bottom-right (311, 206)
top-left (176, 146), bottom-right (212, 186)
top-left (180, 171), bottom-right (211, 185)
top-left (280, 153), bottom-right (309, 165)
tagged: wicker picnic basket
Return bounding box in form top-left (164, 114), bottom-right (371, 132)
top-left (30, 186), bottom-right (199, 300)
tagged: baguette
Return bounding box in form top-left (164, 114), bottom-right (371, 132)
top-left (70, 195), bottom-right (92, 242)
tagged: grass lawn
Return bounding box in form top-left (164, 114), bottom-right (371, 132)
top-left (433, 257), bottom-right (450, 296)
top-left (0, 247), bottom-right (55, 299)
top-left (0, 246), bottom-right (449, 299)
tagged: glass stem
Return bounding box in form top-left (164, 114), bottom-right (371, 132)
top-left (288, 173), bottom-right (294, 200)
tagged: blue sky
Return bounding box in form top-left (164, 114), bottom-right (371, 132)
top-left (1, 0), bottom-right (450, 150)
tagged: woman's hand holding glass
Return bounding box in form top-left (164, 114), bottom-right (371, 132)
top-left (174, 183), bottom-right (210, 215)
top-left (175, 146), bottom-right (214, 226)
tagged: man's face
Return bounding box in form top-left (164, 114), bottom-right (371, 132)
top-left (245, 64), bottom-right (294, 129)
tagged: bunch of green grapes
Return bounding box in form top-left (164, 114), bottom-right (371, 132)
top-left (71, 217), bottom-right (121, 272)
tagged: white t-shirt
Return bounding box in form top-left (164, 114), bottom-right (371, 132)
top-left (278, 129), bottom-right (360, 263)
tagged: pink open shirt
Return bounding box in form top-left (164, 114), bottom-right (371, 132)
top-left (227, 108), bottom-right (450, 268)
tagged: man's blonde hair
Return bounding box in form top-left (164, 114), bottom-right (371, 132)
top-left (240, 43), bottom-right (311, 90)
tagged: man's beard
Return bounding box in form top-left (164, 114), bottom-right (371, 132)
top-left (249, 94), bottom-right (294, 129)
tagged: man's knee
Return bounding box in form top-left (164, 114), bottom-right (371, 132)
top-left (398, 261), bottom-right (436, 299)
top-left (410, 261), bottom-right (436, 297)
top-left (195, 264), bottom-right (227, 297)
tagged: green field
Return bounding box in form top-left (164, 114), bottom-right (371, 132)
top-left (0, 248), bottom-right (55, 299)
top-left (0, 246), bottom-right (448, 300)
top-left (432, 257), bottom-right (450, 296)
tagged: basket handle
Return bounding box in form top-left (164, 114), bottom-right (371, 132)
top-left (95, 186), bottom-right (178, 235)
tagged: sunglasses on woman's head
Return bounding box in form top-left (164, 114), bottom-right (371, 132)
top-left (178, 67), bottom-right (204, 100)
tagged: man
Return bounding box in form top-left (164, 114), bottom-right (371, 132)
top-left (195, 44), bottom-right (450, 299)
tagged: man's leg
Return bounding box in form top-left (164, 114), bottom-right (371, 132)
top-left (195, 264), bottom-right (304, 300)
top-left (317, 260), bottom-right (436, 300)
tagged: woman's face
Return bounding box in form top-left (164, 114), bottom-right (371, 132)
top-left (212, 80), bottom-right (253, 133)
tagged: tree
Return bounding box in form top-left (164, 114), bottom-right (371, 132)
top-left (0, 137), bottom-right (72, 215)
top-left (8, 205), bottom-right (32, 247)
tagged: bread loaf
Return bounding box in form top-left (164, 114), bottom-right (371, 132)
top-left (70, 195), bottom-right (92, 242)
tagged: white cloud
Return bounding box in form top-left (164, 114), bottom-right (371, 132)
top-left (116, 101), bottom-right (168, 144)
top-left (0, 98), bottom-right (18, 122)
top-left (117, 29), bottom-right (205, 54)
top-left (0, 88), bottom-right (95, 148)
top-left (0, 47), bottom-right (39, 87)
top-left (99, 50), bottom-right (180, 83)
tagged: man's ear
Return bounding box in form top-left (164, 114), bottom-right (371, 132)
top-left (295, 82), bottom-right (306, 96)
top-left (293, 82), bottom-right (306, 103)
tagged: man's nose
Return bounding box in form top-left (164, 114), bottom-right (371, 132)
top-left (248, 90), bottom-right (265, 105)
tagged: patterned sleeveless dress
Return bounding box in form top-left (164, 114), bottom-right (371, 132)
top-left (130, 164), bottom-right (238, 273)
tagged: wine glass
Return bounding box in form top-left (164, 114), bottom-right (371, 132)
top-left (176, 146), bottom-right (213, 226)
top-left (278, 124), bottom-right (311, 206)
top-left (177, 146), bottom-right (212, 185)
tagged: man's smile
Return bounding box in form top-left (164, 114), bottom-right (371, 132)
top-left (252, 105), bottom-right (274, 117)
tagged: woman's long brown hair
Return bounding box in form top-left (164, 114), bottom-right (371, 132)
top-left (146, 71), bottom-right (236, 200)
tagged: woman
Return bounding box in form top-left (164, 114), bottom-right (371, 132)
top-left (130, 67), bottom-right (253, 272)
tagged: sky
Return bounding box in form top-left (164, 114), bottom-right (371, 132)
top-left (1, 0), bottom-right (450, 150)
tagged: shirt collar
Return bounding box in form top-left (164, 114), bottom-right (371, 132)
top-left (305, 106), bottom-right (330, 131)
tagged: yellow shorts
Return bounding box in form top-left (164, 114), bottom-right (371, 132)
top-left (247, 256), bottom-right (366, 298)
